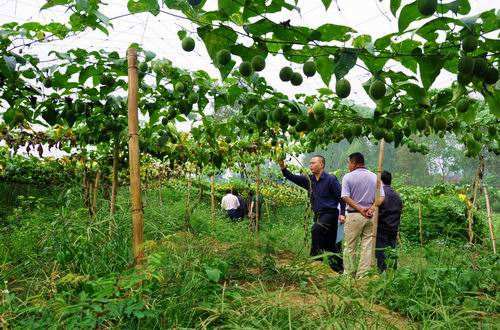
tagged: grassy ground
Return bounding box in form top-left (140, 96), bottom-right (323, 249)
top-left (0, 182), bottom-right (498, 328)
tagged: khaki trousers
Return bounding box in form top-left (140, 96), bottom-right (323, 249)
top-left (343, 213), bottom-right (373, 278)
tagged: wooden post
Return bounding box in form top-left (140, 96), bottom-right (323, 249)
top-left (110, 140), bottom-right (119, 215)
top-left (127, 47), bottom-right (144, 266)
top-left (185, 175), bottom-right (192, 228)
top-left (371, 139), bottom-right (385, 264)
top-left (418, 203), bottom-right (423, 247)
top-left (255, 164), bottom-right (261, 233)
top-left (210, 175), bottom-right (215, 223)
top-left (467, 156), bottom-right (483, 244)
top-left (483, 187), bottom-right (497, 254)
top-left (92, 170), bottom-right (101, 217)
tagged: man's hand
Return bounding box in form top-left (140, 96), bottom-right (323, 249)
top-left (278, 159), bottom-right (285, 170)
top-left (339, 215), bottom-right (346, 224)
top-left (360, 207), bottom-right (373, 219)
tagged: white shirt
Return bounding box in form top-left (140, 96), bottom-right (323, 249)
top-left (221, 193), bottom-right (240, 210)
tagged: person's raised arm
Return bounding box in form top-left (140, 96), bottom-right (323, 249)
top-left (279, 160), bottom-right (309, 190)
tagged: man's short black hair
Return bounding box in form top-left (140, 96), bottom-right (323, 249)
top-left (348, 152), bottom-right (365, 165)
top-left (381, 170), bottom-right (392, 185)
top-left (311, 155), bottom-right (326, 167)
top-left (226, 188), bottom-right (232, 194)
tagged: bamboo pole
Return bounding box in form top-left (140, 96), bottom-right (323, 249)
top-left (110, 140), bottom-right (119, 215)
top-left (483, 187), bottom-right (497, 254)
top-left (92, 171), bottom-right (101, 217)
top-left (185, 175), bottom-right (192, 229)
top-left (127, 47), bottom-right (144, 266)
top-left (255, 164), bottom-right (260, 233)
top-left (418, 203), bottom-right (423, 247)
top-left (467, 156), bottom-right (483, 244)
top-left (371, 139), bottom-right (385, 264)
top-left (210, 175), bottom-right (215, 223)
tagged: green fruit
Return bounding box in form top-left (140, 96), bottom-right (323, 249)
top-left (403, 127), bottom-right (412, 137)
top-left (272, 108), bottom-right (285, 122)
top-left (43, 77), bottom-right (52, 88)
top-left (458, 56), bottom-right (474, 75)
top-left (174, 82), bottom-right (186, 93)
top-left (139, 62), bottom-right (148, 73)
top-left (307, 29), bottom-right (322, 41)
top-left (188, 93), bottom-right (199, 104)
top-left (417, 0), bottom-right (437, 16)
top-left (373, 128), bottom-right (385, 140)
top-left (484, 67), bottom-right (499, 85)
top-left (182, 37), bottom-right (195, 52)
top-left (369, 80), bottom-right (386, 100)
top-left (216, 49), bottom-right (231, 66)
top-left (411, 47), bottom-right (423, 58)
top-left (255, 111), bottom-right (267, 124)
top-left (251, 55), bottom-right (266, 72)
top-left (313, 102), bottom-right (326, 121)
top-left (433, 116), bottom-right (447, 131)
top-left (12, 111), bottom-right (25, 125)
top-left (288, 115), bottom-right (297, 127)
top-left (178, 100), bottom-right (192, 115)
top-left (279, 67), bottom-right (293, 81)
top-left (416, 118), bottom-right (428, 131)
top-left (343, 127), bottom-right (353, 140)
top-left (336, 79), bottom-right (351, 99)
top-left (384, 131), bottom-right (395, 143)
top-left (290, 72), bottom-right (303, 86)
top-left (188, 0), bottom-right (202, 6)
top-left (462, 35), bottom-right (478, 53)
top-left (384, 118), bottom-right (394, 130)
top-left (303, 61), bottom-right (316, 77)
top-left (457, 73), bottom-right (472, 86)
top-left (473, 58), bottom-right (488, 77)
top-left (352, 124), bottom-right (362, 137)
top-left (456, 99), bottom-right (469, 113)
top-left (239, 61), bottom-right (253, 77)
top-left (488, 126), bottom-right (497, 137)
top-left (295, 120), bottom-right (308, 132)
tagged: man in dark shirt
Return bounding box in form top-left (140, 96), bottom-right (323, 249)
top-left (279, 155), bottom-right (345, 273)
top-left (376, 171), bottom-right (403, 272)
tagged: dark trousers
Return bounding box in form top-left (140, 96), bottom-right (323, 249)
top-left (227, 209), bottom-right (240, 221)
top-left (311, 211), bottom-right (343, 273)
top-left (375, 230), bottom-right (398, 272)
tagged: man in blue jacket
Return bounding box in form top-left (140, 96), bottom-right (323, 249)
top-left (279, 155), bottom-right (345, 273)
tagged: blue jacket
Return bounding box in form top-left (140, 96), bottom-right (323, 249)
top-left (282, 168), bottom-right (346, 215)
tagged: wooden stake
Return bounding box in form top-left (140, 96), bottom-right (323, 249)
top-left (210, 175), bottom-right (215, 223)
top-left (185, 175), bottom-right (192, 229)
top-left (467, 156), bottom-right (484, 244)
top-left (127, 47), bottom-right (144, 266)
top-left (483, 187), bottom-right (496, 254)
top-left (418, 203), bottom-right (423, 247)
top-left (92, 171), bottom-right (101, 217)
top-left (255, 164), bottom-right (261, 233)
top-left (110, 140), bottom-right (119, 215)
top-left (371, 139), bottom-right (385, 263)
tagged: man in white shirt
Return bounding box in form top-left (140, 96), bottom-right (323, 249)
top-left (221, 189), bottom-right (240, 221)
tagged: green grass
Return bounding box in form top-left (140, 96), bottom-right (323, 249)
top-left (1, 182), bottom-right (498, 328)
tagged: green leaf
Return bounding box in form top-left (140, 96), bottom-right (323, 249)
top-left (416, 17), bottom-right (464, 41)
top-left (127, 0), bottom-right (160, 16)
top-left (317, 24), bottom-right (355, 42)
top-left (437, 0), bottom-right (470, 15)
top-left (41, 0), bottom-right (71, 10)
top-left (218, 0), bottom-right (241, 16)
top-left (198, 26), bottom-right (237, 79)
top-left (485, 92), bottom-right (500, 118)
top-left (419, 55), bottom-right (444, 90)
top-left (398, 2), bottom-right (420, 32)
top-left (321, 0), bottom-right (333, 11)
top-left (334, 51), bottom-right (357, 80)
top-left (315, 55), bottom-right (335, 86)
top-left (205, 267), bottom-right (221, 282)
top-left (230, 44), bottom-right (267, 62)
top-left (390, 0), bottom-right (401, 16)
